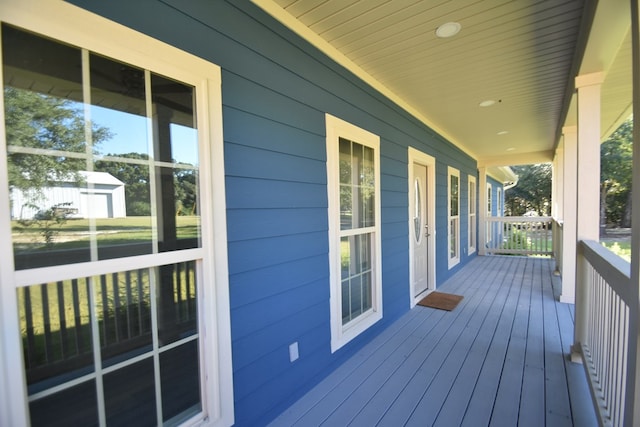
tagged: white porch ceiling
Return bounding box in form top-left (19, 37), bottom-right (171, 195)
top-left (253, 0), bottom-right (632, 166)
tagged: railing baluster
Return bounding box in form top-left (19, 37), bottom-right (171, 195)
top-left (125, 270), bottom-right (133, 339)
top-left (23, 286), bottom-right (36, 368)
top-left (137, 269), bottom-right (144, 336)
top-left (112, 272), bottom-right (120, 343)
top-left (101, 274), bottom-right (109, 347)
top-left (56, 281), bottom-right (67, 359)
top-left (41, 284), bottom-right (52, 363)
top-left (176, 262), bottom-right (183, 322)
top-left (71, 278), bottom-right (82, 354)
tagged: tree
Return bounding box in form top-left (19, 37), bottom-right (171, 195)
top-left (95, 153), bottom-right (151, 216)
top-left (504, 163), bottom-right (552, 216)
top-left (600, 118), bottom-right (633, 229)
top-left (4, 87), bottom-right (111, 194)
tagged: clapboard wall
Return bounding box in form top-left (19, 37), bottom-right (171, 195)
top-left (69, 1), bottom-right (478, 424)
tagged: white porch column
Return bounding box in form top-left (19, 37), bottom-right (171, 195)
top-left (572, 72), bottom-right (604, 359)
top-left (552, 146), bottom-right (564, 275)
top-left (560, 128), bottom-right (576, 304)
top-left (628, 0), bottom-right (640, 423)
top-left (478, 166), bottom-right (487, 256)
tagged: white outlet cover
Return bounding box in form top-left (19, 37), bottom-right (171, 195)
top-left (289, 342), bottom-right (299, 362)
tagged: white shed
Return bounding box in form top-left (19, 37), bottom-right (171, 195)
top-left (11, 171), bottom-right (126, 220)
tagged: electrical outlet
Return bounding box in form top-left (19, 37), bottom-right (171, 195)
top-left (289, 342), bottom-right (299, 362)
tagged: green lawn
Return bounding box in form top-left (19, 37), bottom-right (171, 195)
top-left (12, 215), bottom-right (199, 252)
top-left (602, 240), bottom-right (631, 262)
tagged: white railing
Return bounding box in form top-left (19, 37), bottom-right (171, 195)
top-left (484, 216), bottom-right (553, 256)
top-left (578, 240), bottom-right (637, 427)
top-left (553, 219), bottom-right (563, 274)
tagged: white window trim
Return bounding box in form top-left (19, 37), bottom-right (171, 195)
top-left (468, 175), bottom-right (477, 255)
top-left (486, 183), bottom-right (493, 245)
top-left (326, 114), bottom-right (382, 353)
top-left (0, 2), bottom-right (234, 426)
top-left (448, 167), bottom-right (460, 269)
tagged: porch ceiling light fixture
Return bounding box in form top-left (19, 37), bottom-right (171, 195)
top-left (479, 99), bottom-right (496, 107)
top-left (435, 22), bottom-right (461, 38)
top-left (497, 131), bottom-right (509, 135)
top-left (506, 147), bottom-right (516, 151)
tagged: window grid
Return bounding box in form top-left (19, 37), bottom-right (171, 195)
top-left (448, 167), bottom-right (460, 268)
top-left (468, 176), bottom-right (477, 254)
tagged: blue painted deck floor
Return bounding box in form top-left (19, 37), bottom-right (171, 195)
top-left (269, 256), bottom-right (597, 427)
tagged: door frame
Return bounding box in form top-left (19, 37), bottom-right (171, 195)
top-left (408, 147), bottom-right (436, 308)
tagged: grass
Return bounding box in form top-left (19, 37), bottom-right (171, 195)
top-left (12, 215), bottom-right (200, 252)
top-left (602, 240), bottom-right (631, 262)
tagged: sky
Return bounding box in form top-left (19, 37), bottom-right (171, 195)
top-left (91, 105), bottom-right (199, 166)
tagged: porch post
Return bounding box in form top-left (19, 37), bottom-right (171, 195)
top-left (478, 166), bottom-right (487, 256)
top-left (628, 0), bottom-right (640, 423)
top-left (560, 127), bottom-right (577, 304)
top-left (552, 146), bottom-right (564, 275)
top-left (572, 72), bottom-right (604, 360)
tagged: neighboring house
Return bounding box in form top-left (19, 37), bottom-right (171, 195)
top-left (0, 1), bottom-right (637, 427)
top-left (11, 171), bottom-right (126, 219)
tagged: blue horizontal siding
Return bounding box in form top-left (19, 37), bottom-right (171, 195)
top-left (68, 0), bottom-right (480, 425)
top-left (229, 255), bottom-right (329, 309)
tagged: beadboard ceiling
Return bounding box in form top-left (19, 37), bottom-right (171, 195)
top-left (253, 0), bottom-right (632, 166)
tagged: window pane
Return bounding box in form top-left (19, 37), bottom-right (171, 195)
top-left (341, 234), bottom-right (373, 325)
top-left (450, 218), bottom-right (458, 259)
top-left (2, 26), bottom-right (88, 269)
top-left (18, 280), bottom-right (94, 393)
top-left (340, 185), bottom-right (352, 230)
top-left (29, 380), bottom-right (98, 427)
top-left (339, 139), bottom-right (375, 230)
top-left (157, 167), bottom-right (201, 252)
top-left (157, 261), bottom-right (198, 346)
top-left (161, 340), bottom-right (201, 423)
top-left (96, 269), bottom-right (153, 368)
top-left (339, 137), bottom-right (351, 185)
top-left (150, 74), bottom-right (198, 165)
top-left (4, 26), bottom-right (203, 268)
top-left (450, 175), bottom-right (459, 216)
top-left (90, 54), bottom-right (148, 157)
top-left (104, 357), bottom-right (157, 426)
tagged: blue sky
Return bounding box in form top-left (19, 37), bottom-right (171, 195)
top-left (91, 105), bottom-right (199, 165)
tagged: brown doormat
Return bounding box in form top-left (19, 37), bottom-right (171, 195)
top-left (417, 291), bottom-right (463, 311)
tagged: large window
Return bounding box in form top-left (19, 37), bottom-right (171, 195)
top-left (0, 4), bottom-right (232, 426)
top-left (468, 175), bottom-right (477, 254)
top-left (326, 114), bottom-right (382, 352)
top-left (448, 167), bottom-right (460, 268)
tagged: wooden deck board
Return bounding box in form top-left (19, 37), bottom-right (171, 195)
top-left (268, 257), bottom-right (597, 427)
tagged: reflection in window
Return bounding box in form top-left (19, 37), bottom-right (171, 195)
top-left (18, 262), bottom-right (199, 426)
top-left (2, 25), bottom-right (200, 269)
top-left (448, 167), bottom-right (460, 266)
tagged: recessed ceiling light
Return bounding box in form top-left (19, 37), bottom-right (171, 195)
top-left (506, 147), bottom-right (516, 151)
top-left (479, 100), bottom-right (496, 107)
top-left (497, 131), bottom-right (509, 135)
top-left (435, 22), bottom-right (461, 38)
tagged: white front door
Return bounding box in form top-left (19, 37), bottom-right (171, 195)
top-left (412, 162), bottom-right (430, 298)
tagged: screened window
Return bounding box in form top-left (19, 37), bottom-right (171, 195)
top-left (1, 20), bottom-right (230, 427)
top-left (327, 114), bottom-right (381, 352)
top-left (468, 175), bottom-right (477, 254)
top-left (448, 167), bottom-right (460, 268)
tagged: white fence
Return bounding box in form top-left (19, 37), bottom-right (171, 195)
top-left (484, 216), bottom-right (553, 256)
top-left (578, 240), bottom-right (638, 427)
